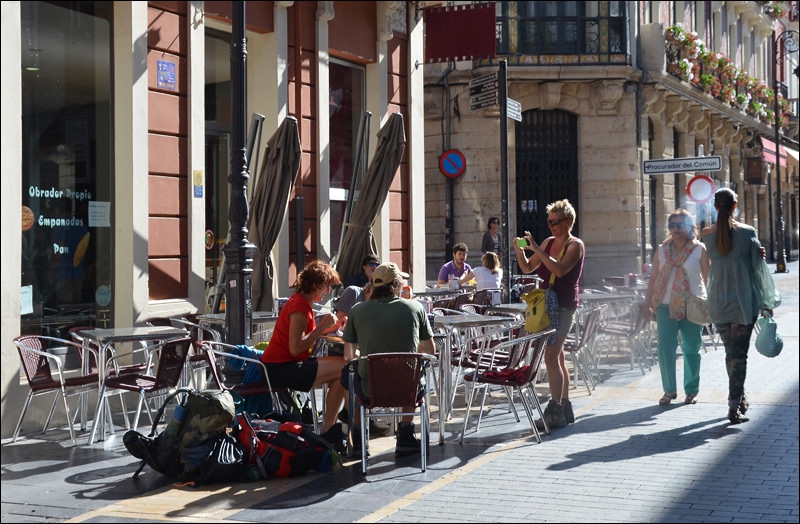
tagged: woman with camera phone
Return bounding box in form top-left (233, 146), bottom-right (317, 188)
top-left (513, 199), bottom-right (585, 429)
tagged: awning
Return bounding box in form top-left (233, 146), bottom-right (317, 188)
top-left (760, 137), bottom-right (787, 167)
top-left (786, 146), bottom-right (799, 169)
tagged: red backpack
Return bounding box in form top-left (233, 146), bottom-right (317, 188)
top-left (234, 412), bottom-right (337, 479)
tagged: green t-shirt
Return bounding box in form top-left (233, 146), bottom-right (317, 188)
top-left (342, 295), bottom-right (433, 397)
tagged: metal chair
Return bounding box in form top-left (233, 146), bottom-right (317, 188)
top-left (13, 335), bottom-right (102, 445)
top-left (200, 340), bottom-right (283, 420)
top-left (89, 337), bottom-right (192, 444)
top-left (562, 305), bottom-right (606, 395)
top-left (346, 352), bottom-right (436, 475)
top-left (461, 329), bottom-right (553, 443)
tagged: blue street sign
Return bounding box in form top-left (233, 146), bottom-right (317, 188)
top-left (439, 149), bottom-right (467, 178)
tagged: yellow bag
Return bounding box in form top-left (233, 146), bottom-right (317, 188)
top-left (521, 289), bottom-right (549, 333)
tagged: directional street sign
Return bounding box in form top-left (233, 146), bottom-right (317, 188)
top-left (469, 72), bottom-right (499, 111)
top-left (469, 72), bottom-right (498, 88)
top-left (507, 98), bottom-right (522, 122)
top-left (642, 155), bottom-right (722, 175)
top-left (470, 92), bottom-right (498, 111)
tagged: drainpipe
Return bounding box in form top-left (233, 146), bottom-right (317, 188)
top-left (634, 4), bottom-right (647, 268)
top-left (442, 63), bottom-right (455, 263)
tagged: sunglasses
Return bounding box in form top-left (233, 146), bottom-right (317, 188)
top-left (547, 219), bottom-right (564, 226)
top-left (668, 221), bottom-right (687, 230)
top-left (367, 261), bottom-right (380, 268)
top-left (491, 221), bottom-right (499, 225)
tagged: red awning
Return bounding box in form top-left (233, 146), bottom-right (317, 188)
top-left (760, 137), bottom-right (787, 167)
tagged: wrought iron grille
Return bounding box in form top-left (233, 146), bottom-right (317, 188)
top-left (514, 109), bottom-right (579, 248)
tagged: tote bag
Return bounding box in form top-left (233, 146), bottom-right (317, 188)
top-left (521, 289), bottom-right (550, 333)
top-left (754, 311), bottom-right (783, 358)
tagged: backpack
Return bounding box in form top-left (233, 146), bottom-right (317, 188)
top-left (124, 387), bottom-right (248, 485)
top-left (234, 411), bottom-right (337, 479)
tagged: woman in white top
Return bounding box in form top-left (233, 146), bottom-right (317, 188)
top-left (642, 209), bottom-right (710, 406)
top-left (459, 251), bottom-right (503, 291)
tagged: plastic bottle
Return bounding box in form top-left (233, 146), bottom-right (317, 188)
top-left (164, 404), bottom-right (186, 438)
top-left (449, 274), bottom-right (458, 290)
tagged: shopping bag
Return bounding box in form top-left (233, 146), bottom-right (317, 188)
top-left (754, 311), bottom-right (783, 358)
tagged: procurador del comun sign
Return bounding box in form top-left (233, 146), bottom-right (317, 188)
top-left (642, 155), bottom-right (722, 174)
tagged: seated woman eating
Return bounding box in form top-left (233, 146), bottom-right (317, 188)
top-left (260, 259), bottom-right (347, 447)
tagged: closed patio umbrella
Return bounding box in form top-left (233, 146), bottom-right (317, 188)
top-left (248, 116), bottom-right (301, 312)
top-left (335, 112), bottom-right (406, 285)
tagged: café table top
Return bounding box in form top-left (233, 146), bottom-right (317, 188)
top-left (578, 292), bottom-right (638, 302)
top-left (78, 325), bottom-right (189, 343)
top-left (486, 303), bottom-right (527, 312)
top-left (433, 314), bottom-right (517, 329)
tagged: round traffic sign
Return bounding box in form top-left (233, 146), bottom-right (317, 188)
top-left (686, 174), bottom-right (715, 204)
top-left (439, 149), bottom-right (466, 178)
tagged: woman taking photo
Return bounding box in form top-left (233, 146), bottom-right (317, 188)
top-left (260, 260), bottom-right (347, 443)
top-left (642, 209), bottom-right (710, 406)
top-left (513, 199), bottom-right (585, 429)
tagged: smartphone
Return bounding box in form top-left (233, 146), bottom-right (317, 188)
top-left (516, 238), bottom-right (530, 248)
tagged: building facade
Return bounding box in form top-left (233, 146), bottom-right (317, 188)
top-left (1, 1), bottom-right (426, 437)
top-left (423, 1), bottom-right (799, 285)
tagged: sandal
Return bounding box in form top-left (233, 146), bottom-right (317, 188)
top-left (684, 394), bottom-right (697, 405)
top-left (659, 393), bottom-right (678, 405)
top-left (727, 408), bottom-right (749, 424)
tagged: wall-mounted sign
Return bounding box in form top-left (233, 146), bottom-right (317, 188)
top-left (157, 60), bottom-right (176, 91)
top-left (439, 149), bottom-right (466, 178)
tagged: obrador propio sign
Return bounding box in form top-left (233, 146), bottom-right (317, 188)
top-left (643, 155), bottom-right (721, 175)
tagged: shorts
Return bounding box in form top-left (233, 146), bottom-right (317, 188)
top-left (263, 358), bottom-right (319, 392)
top-left (340, 364), bottom-right (370, 405)
top-left (554, 308), bottom-right (577, 340)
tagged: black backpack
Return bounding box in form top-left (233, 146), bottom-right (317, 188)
top-left (124, 387), bottom-right (249, 485)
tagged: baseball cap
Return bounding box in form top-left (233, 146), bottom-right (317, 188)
top-left (372, 262), bottom-right (409, 288)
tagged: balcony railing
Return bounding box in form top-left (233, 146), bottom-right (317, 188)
top-left (664, 24), bottom-right (791, 130)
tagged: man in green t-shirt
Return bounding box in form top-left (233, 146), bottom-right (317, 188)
top-left (342, 262), bottom-right (435, 457)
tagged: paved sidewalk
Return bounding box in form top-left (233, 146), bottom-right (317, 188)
top-left (2, 261), bottom-right (798, 523)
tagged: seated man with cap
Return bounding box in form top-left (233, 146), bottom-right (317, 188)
top-left (342, 262), bottom-right (435, 457)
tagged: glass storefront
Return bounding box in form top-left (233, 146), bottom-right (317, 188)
top-left (20, 1), bottom-right (114, 338)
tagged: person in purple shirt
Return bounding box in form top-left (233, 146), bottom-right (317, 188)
top-left (437, 242), bottom-right (472, 285)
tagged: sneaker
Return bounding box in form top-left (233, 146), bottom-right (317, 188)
top-left (321, 423), bottom-right (346, 454)
top-left (395, 423), bottom-right (422, 456)
top-left (534, 401), bottom-right (567, 431)
top-left (738, 395), bottom-right (749, 414)
top-left (562, 398), bottom-right (575, 424)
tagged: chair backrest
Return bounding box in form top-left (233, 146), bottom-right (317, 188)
top-left (149, 337), bottom-right (192, 391)
top-left (452, 292), bottom-right (474, 309)
top-left (519, 330), bottom-right (552, 383)
top-left (365, 352), bottom-right (432, 408)
top-left (14, 335), bottom-right (89, 389)
top-left (67, 326), bottom-right (99, 373)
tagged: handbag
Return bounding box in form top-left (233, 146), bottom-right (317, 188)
top-left (754, 310), bottom-right (783, 358)
top-left (686, 294), bottom-right (710, 325)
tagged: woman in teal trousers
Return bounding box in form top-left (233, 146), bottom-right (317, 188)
top-left (642, 209), bottom-right (710, 405)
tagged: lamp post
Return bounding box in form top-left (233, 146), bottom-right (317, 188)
top-left (772, 29), bottom-right (798, 274)
top-left (223, 2), bottom-right (255, 344)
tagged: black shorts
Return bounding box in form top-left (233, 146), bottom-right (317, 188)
top-left (263, 358), bottom-right (319, 392)
top-left (340, 364), bottom-right (370, 405)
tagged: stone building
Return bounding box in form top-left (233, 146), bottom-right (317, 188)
top-left (423, 1), bottom-right (798, 286)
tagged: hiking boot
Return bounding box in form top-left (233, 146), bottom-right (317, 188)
top-left (534, 401), bottom-right (567, 432)
top-left (562, 398), bottom-right (575, 424)
top-left (395, 423), bottom-right (422, 456)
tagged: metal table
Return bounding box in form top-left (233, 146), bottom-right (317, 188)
top-left (78, 325), bottom-right (189, 444)
top-left (432, 314), bottom-right (517, 444)
top-left (196, 311), bottom-right (279, 343)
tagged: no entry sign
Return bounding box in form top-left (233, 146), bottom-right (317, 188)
top-left (439, 149), bottom-right (466, 178)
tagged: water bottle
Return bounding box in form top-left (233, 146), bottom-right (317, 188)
top-left (164, 404), bottom-right (186, 438)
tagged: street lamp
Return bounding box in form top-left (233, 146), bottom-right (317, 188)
top-left (772, 28), bottom-right (798, 274)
